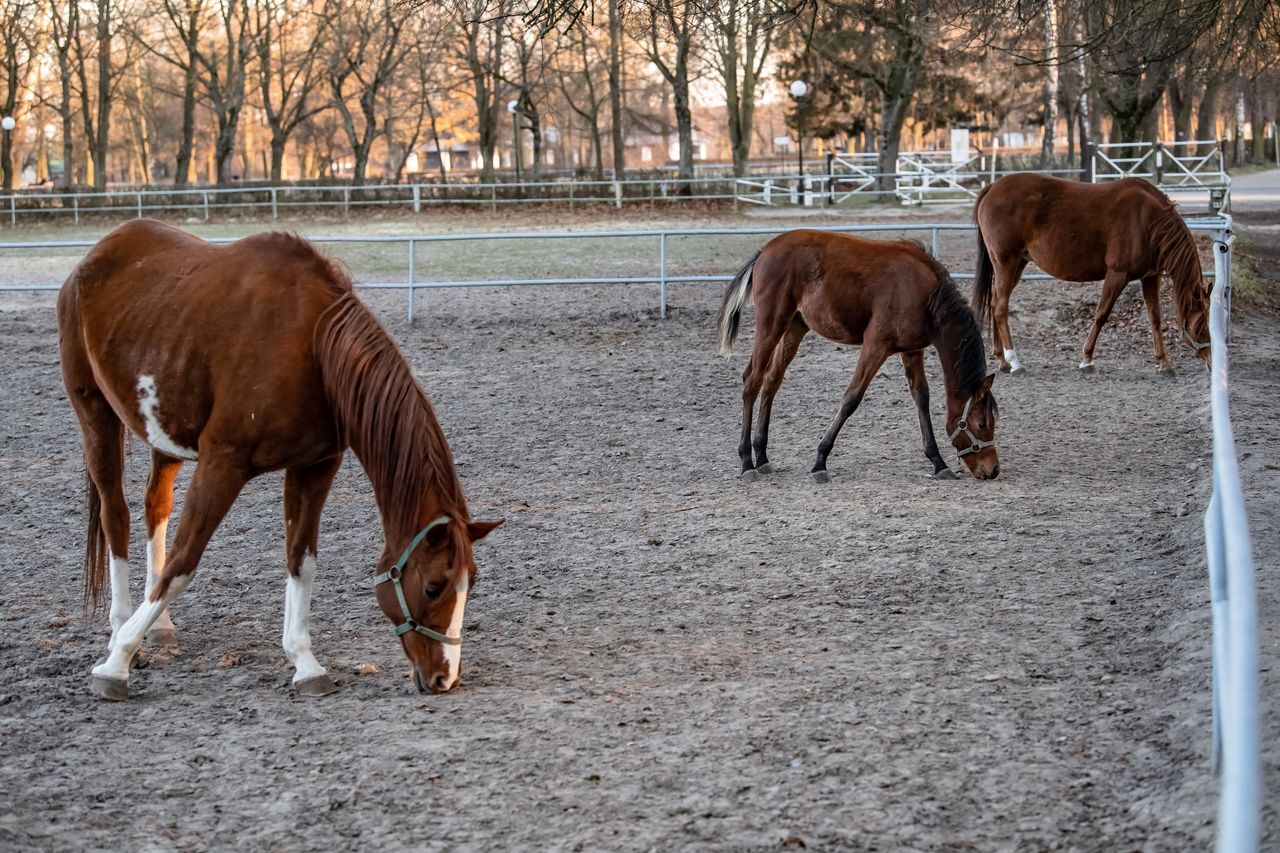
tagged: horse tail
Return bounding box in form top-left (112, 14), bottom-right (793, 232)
top-left (1152, 203), bottom-right (1211, 348)
top-left (716, 251), bottom-right (760, 356)
top-left (83, 471), bottom-right (108, 615)
top-left (972, 218), bottom-right (996, 345)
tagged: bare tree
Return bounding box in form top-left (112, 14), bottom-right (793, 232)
top-left (253, 0), bottom-right (328, 182)
top-left (554, 21), bottom-right (609, 179)
top-left (0, 0), bottom-right (38, 189)
top-left (1039, 0), bottom-right (1059, 167)
top-left (322, 0), bottom-right (412, 184)
top-left (637, 0), bottom-right (700, 188)
top-left (47, 0), bottom-right (79, 188)
top-left (136, 0), bottom-right (207, 186)
top-left (455, 0), bottom-right (513, 184)
top-left (704, 0), bottom-right (776, 176)
top-left (607, 0), bottom-right (627, 178)
top-left (72, 0), bottom-right (132, 189)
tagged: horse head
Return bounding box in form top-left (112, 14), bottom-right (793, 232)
top-left (948, 372), bottom-right (1000, 480)
top-left (373, 516), bottom-right (503, 693)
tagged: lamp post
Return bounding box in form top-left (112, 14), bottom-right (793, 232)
top-left (789, 80), bottom-right (808, 175)
top-left (1, 115), bottom-right (14, 191)
top-left (507, 99), bottom-right (522, 183)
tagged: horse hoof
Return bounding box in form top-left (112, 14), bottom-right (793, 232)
top-left (1078, 362), bottom-right (1096, 374)
top-left (90, 675), bottom-right (129, 702)
top-left (740, 469), bottom-right (761, 483)
top-left (1010, 366), bottom-right (1027, 377)
top-left (999, 363), bottom-right (1011, 373)
top-left (810, 470), bottom-right (831, 484)
top-left (755, 462), bottom-right (775, 474)
top-left (1159, 365), bottom-right (1177, 377)
top-left (932, 468), bottom-right (958, 480)
top-left (295, 674), bottom-right (339, 697)
top-left (148, 628), bottom-right (179, 647)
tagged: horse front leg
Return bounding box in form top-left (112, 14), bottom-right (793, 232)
top-left (1140, 275), bottom-right (1175, 375)
top-left (901, 351), bottom-right (953, 478)
top-left (90, 456), bottom-right (247, 701)
top-left (1080, 270), bottom-right (1130, 373)
top-left (811, 341), bottom-right (889, 483)
top-left (282, 457), bottom-right (343, 697)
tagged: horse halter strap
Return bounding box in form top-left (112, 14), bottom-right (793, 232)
top-left (948, 395), bottom-right (995, 459)
top-left (371, 515), bottom-right (461, 646)
top-left (1183, 329), bottom-right (1211, 351)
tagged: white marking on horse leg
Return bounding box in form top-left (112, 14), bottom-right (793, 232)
top-left (145, 519), bottom-right (176, 633)
top-left (441, 576), bottom-right (469, 690)
top-left (105, 552), bottom-right (133, 652)
top-left (93, 574), bottom-right (192, 682)
top-left (1003, 349), bottom-right (1023, 372)
top-left (282, 554), bottom-right (326, 684)
top-left (1079, 359), bottom-right (1095, 370)
top-left (135, 375), bottom-right (199, 460)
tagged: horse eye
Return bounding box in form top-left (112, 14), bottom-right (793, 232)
top-left (424, 581), bottom-right (446, 600)
top-left (978, 421), bottom-right (987, 430)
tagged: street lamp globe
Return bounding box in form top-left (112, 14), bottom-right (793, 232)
top-left (506, 99), bottom-right (519, 114)
top-left (789, 80), bottom-right (808, 99)
top-left (0, 116), bottom-right (14, 132)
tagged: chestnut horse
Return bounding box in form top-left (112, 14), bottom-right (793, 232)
top-left (58, 220), bottom-right (502, 701)
top-left (716, 230), bottom-right (1000, 482)
top-left (973, 174), bottom-right (1211, 375)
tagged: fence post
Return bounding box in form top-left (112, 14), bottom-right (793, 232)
top-left (491, 184), bottom-right (497, 214)
top-left (412, 184), bottom-right (421, 214)
top-left (658, 232), bottom-right (667, 319)
top-left (271, 187), bottom-right (279, 220)
top-left (203, 191), bottom-right (210, 221)
top-left (930, 227), bottom-right (939, 257)
top-left (614, 181), bottom-right (623, 209)
top-left (343, 187), bottom-right (350, 217)
top-left (8, 194), bottom-right (14, 227)
top-left (1084, 143), bottom-right (1095, 182)
top-left (407, 239), bottom-right (416, 324)
top-left (136, 192), bottom-right (143, 219)
top-left (1153, 142), bottom-right (1164, 183)
top-left (73, 194), bottom-right (79, 225)
top-left (763, 179), bottom-right (772, 206)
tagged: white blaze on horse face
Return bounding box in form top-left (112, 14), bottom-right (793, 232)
top-left (135, 375), bottom-right (198, 460)
top-left (441, 575), bottom-right (468, 689)
top-left (283, 554), bottom-right (326, 684)
top-left (1003, 349), bottom-right (1023, 373)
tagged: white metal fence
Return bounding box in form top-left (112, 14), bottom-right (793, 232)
top-left (0, 214), bottom-right (1260, 846)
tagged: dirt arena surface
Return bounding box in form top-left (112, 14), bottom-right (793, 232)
top-left (0, 207), bottom-right (1276, 851)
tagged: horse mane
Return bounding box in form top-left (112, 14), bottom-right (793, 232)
top-left (1149, 201), bottom-right (1210, 342)
top-left (922, 250), bottom-right (989, 398)
top-left (313, 288), bottom-right (471, 548)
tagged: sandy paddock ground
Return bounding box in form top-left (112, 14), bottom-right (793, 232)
top-left (0, 205), bottom-right (1275, 851)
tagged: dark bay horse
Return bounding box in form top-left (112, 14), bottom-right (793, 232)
top-left (716, 230), bottom-right (1000, 482)
top-left (58, 220), bottom-right (502, 701)
top-left (973, 174), bottom-right (1211, 375)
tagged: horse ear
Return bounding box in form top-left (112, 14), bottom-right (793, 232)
top-left (467, 519), bottom-right (505, 543)
top-left (979, 372), bottom-right (996, 395)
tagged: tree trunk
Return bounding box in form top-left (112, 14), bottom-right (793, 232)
top-left (1075, 12), bottom-right (1092, 172)
top-left (1196, 78), bottom-right (1221, 154)
top-left (607, 0), bottom-right (625, 180)
top-left (93, 0), bottom-right (111, 190)
top-left (875, 33), bottom-right (923, 193)
top-left (1166, 78), bottom-right (1194, 143)
top-left (1249, 81), bottom-right (1266, 163)
top-left (174, 8), bottom-right (200, 187)
top-left (1039, 0), bottom-right (1059, 168)
top-left (1233, 87), bottom-right (1247, 167)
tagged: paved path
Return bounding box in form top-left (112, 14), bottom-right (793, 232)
top-left (1226, 168), bottom-right (1280, 213)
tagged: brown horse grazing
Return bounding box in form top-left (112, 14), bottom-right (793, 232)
top-left (716, 230), bottom-right (1000, 482)
top-left (58, 219), bottom-right (502, 701)
top-left (972, 174), bottom-right (1211, 375)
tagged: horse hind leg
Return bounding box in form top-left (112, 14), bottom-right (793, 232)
top-left (144, 450), bottom-right (183, 646)
top-left (992, 259), bottom-right (1028, 375)
top-left (1140, 275), bottom-right (1175, 375)
top-left (737, 307), bottom-right (792, 481)
top-left (282, 458), bottom-right (342, 697)
top-left (90, 455), bottom-right (247, 700)
top-left (752, 317), bottom-right (808, 474)
top-left (1080, 270), bottom-right (1130, 373)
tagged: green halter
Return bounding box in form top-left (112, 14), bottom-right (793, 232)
top-left (371, 515), bottom-right (461, 646)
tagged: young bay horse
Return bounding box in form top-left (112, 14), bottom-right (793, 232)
top-left (972, 174), bottom-right (1211, 375)
top-left (58, 220), bottom-right (502, 701)
top-left (716, 230), bottom-right (1000, 482)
